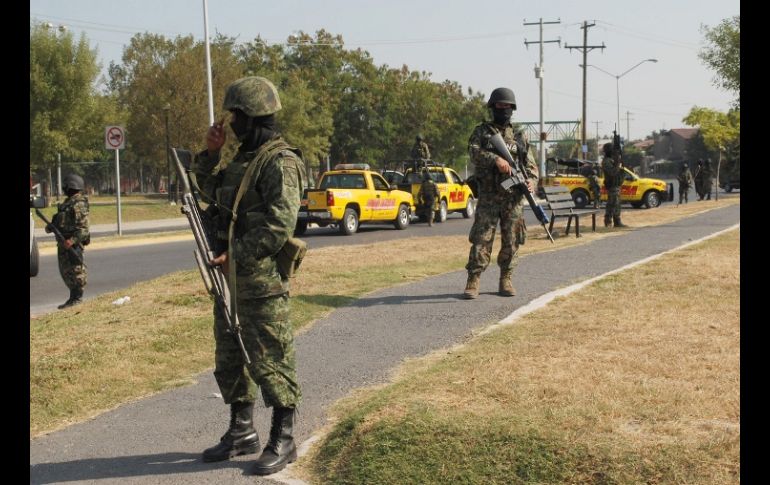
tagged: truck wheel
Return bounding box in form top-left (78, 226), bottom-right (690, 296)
top-left (435, 200), bottom-right (448, 223)
top-left (393, 204), bottom-right (410, 230)
top-left (643, 190), bottom-right (661, 209)
top-left (294, 220), bottom-right (308, 236)
top-left (30, 238), bottom-right (39, 277)
top-left (339, 208), bottom-right (359, 235)
top-left (571, 189), bottom-right (589, 209)
top-left (462, 197), bottom-right (475, 218)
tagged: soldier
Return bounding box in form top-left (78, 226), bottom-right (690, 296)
top-left (410, 134), bottom-right (431, 160)
top-left (191, 76), bottom-right (307, 476)
top-left (601, 142), bottom-right (627, 227)
top-left (693, 159), bottom-right (705, 200)
top-left (580, 161), bottom-right (601, 208)
top-left (417, 169), bottom-right (440, 226)
top-left (45, 174), bottom-right (90, 309)
top-left (702, 158), bottom-right (713, 200)
top-left (463, 87), bottom-right (538, 299)
top-left (677, 162), bottom-right (694, 204)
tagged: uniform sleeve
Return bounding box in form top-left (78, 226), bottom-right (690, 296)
top-left (235, 154), bottom-right (305, 260)
top-left (71, 200), bottom-right (90, 246)
top-left (191, 149), bottom-right (223, 203)
top-left (518, 132), bottom-right (539, 182)
top-left (468, 125), bottom-right (498, 169)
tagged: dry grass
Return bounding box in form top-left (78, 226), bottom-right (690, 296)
top-left (30, 197), bottom-right (739, 443)
top-left (302, 229), bottom-right (740, 484)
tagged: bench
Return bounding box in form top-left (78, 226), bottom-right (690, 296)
top-left (542, 185), bottom-right (602, 238)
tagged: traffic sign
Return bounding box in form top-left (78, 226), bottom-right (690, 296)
top-left (105, 126), bottom-right (126, 150)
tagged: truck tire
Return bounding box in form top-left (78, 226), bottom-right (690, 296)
top-left (643, 190), bottom-right (662, 209)
top-left (571, 189), bottom-right (589, 209)
top-left (435, 199), bottom-right (448, 223)
top-left (339, 208), bottom-right (359, 235)
top-left (393, 204), bottom-right (410, 230)
top-left (462, 197), bottom-right (475, 218)
top-left (294, 220), bottom-right (308, 236)
top-left (30, 237), bottom-right (40, 277)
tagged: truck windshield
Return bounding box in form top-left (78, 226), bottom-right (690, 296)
top-left (320, 174), bottom-right (366, 189)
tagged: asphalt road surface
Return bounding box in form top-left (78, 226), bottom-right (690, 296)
top-left (29, 203), bottom-right (739, 485)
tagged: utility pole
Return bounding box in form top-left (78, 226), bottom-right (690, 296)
top-left (623, 110), bottom-right (634, 142)
top-left (524, 17), bottom-right (561, 177)
top-left (56, 153), bottom-right (62, 201)
top-left (593, 121), bottom-right (602, 157)
top-left (565, 22), bottom-right (605, 161)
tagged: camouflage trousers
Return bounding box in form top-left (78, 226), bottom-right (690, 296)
top-left (604, 186), bottom-right (622, 219)
top-left (57, 246), bottom-right (86, 290)
top-left (678, 183), bottom-right (690, 203)
top-left (213, 292), bottom-right (301, 408)
top-left (588, 176), bottom-right (601, 204)
top-left (465, 196), bottom-right (525, 275)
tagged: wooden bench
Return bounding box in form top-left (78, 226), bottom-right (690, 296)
top-left (542, 185), bottom-right (602, 238)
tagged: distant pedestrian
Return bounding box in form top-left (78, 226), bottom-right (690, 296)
top-left (417, 170), bottom-right (440, 226)
top-left (702, 158), bottom-right (713, 200)
top-left (693, 159), bottom-right (705, 200)
top-left (601, 143), bottom-right (627, 227)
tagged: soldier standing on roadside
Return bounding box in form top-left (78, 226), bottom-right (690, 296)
top-left (693, 159), bottom-right (704, 200)
top-left (191, 76), bottom-right (307, 476)
top-left (462, 87), bottom-right (538, 299)
top-left (417, 169), bottom-right (440, 226)
top-left (601, 142), bottom-right (627, 228)
top-left (677, 162), bottom-right (694, 204)
top-left (580, 161), bottom-right (601, 208)
top-left (702, 158), bottom-right (713, 200)
top-left (45, 174), bottom-right (90, 309)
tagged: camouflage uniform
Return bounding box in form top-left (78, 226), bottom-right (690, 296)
top-left (192, 139), bottom-right (306, 408)
top-left (53, 192), bottom-right (89, 296)
top-left (580, 163), bottom-right (601, 207)
top-left (465, 120), bottom-right (537, 278)
top-left (411, 140), bottom-right (431, 160)
top-left (601, 154), bottom-right (624, 225)
top-left (677, 165), bottom-right (694, 203)
top-left (702, 160), bottom-right (713, 200)
top-left (417, 177), bottom-right (440, 225)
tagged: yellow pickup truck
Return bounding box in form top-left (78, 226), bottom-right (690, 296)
top-left (395, 162), bottom-right (476, 223)
top-left (540, 159), bottom-right (671, 209)
top-left (297, 164), bottom-right (415, 235)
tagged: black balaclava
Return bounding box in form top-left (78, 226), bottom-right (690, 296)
top-left (230, 110), bottom-right (277, 152)
top-left (491, 106), bottom-right (513, 125)
top-left (65, 189), bottom-right (79, 197)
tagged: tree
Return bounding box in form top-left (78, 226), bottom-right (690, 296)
top-left (699, 16), bottom-right (740, 107)
top-left (30, 22), bottom-right (113, 172)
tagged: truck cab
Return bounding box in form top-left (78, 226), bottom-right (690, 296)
top-left (396, 160), bottom-right (476, 223)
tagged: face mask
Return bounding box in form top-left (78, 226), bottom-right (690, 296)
top-left (229, 112), bottom-right (252, 142)
top-left (492, 107), bottom-right (513, 125)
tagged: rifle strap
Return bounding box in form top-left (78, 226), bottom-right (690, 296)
top-left (226, 138), bottom-right (292, 314)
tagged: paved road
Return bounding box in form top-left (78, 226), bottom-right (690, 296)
top-left (29, 203), bottom-right (740, 485)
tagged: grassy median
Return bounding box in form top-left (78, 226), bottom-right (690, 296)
top-left (30, 197), bottom-right (739, 443)
top-left (298, 228), bottom-right (740, 484)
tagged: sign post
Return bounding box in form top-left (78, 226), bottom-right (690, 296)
top-left (105, 126), bottom-right (126, 236)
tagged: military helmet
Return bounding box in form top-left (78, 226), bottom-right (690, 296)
top-left (602, 143), bottom-right (613, 156)
top-left (63, 174), bottom-right (84, 192)
top-left (682, 162), bottom-right (689, 168)
top-left (416, 134), bottom-right (423, 141)
top-left (487, 87), bottom-right (517, 109)
top-left (222, 76), bottom-right (282, 117)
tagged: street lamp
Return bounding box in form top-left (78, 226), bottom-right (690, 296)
top-left (585, 59), bottom-right (657, 140)
top-left (163, 104), bottom-right (172, 203)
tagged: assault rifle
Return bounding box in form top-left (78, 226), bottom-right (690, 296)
top-left (171, 147), bottom-right (251, 364)
top-left (489, 132), bottom-right (555, 243)
top-left (34, 209), bottom-right (84, 264)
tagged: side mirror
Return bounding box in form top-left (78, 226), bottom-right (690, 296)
top-left (30, 195), bottom-right (47, 209)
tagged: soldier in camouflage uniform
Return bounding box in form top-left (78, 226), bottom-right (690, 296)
top-left (580, 161), bottom-right (601, 208)
top-left (702, 158), bottom-right (713, 200)
top-left (677, 162), bottom-right (694, 204)
top-left (417, 170), bottom-right (440, 226)
top-left (463, 87), bottom-right (538, 299)
top-left (601, 142), bottom-right (627, 227)
top-left (45, 174), bottom-right (90, 309)
top-left (410, 134), bottom-right (431, 160)
top-left (191, 76), bottom-right (307, 476)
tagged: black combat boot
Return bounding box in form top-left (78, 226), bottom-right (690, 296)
top-left (251, 406), bottom-right (297, 476)
top-left (613, 216), bottom-right (628, 228)
top-left (58, 287), bottom-right (83, 309)
top-left (202, 401), bottom-right (260, 462)
top-left (603, 215), bottom-right (612, 228)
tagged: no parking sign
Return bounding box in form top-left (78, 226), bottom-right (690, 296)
top-left (105, 126), bottom-right (126, 150)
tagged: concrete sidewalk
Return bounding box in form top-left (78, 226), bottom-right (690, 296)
top-left (29, 204), bottom-right (740, 485)
top-left (35, 217), bottom-right (190, 241)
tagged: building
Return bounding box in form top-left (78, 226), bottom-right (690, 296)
top-left (652, 128), bottom-right (699, 161)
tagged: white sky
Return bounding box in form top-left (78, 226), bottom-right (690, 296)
top-left (30, 0), bottom-right (739, 142)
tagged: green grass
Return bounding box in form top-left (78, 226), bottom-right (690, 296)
top-left (35, 195), bottom-right (183, 225)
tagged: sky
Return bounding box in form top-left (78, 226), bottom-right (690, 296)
top-left (30, 0), bottom-right (739, 144)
